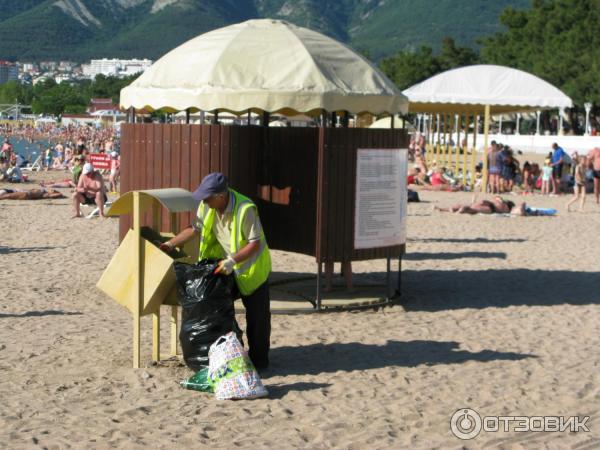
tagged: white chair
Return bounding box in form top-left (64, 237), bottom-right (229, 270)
top-left (22, 154), bottom-right (43, 172)
top-left (82, 200), bottom-right (112, 219)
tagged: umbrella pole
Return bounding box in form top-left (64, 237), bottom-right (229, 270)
top-left (481, 105), bottom-right (491, 193)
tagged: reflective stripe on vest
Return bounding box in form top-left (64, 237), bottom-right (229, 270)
top-left (197, 189), bottom-right (271, 295)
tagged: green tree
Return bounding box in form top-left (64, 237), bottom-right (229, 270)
top-left (379, 38), bottom-right (479, 91)
top-left (480, 0), bottom-right (600, 108)
top-left (380, 46), bottom-right (440, 91)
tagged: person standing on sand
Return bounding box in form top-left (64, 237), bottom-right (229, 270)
top-left (587, 147), bottom-right (600, 204)
top-left (566, 155), bottom-right (587, 212)
top-left (550, 142), bottom-right (566, 195)
top-left (160, 172), bottom-right (272, 371)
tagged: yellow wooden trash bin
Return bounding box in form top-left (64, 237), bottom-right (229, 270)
top-left (97, 188), bottom-right (198, 368)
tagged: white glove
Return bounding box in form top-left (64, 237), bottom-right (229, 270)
top-left (216, 257), bottom-right (236, 275)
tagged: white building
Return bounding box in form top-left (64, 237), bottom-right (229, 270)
top-left (82, 58), bottom-right (153, 79)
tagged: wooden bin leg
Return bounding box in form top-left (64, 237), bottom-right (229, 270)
top-left (169, 212), bottom-right (180, 357)
top-left (133, 191), bottom-right (142, 369)
top-left (170, 306), bottom-right (178, 356)
top-left (152, 310), bottom-right (160, 362)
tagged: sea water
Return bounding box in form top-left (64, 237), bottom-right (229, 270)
top-left (6, 137), bottom-right (51, 163)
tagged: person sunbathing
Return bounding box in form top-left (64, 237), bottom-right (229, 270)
top-left (418, 168), bottom-right (463, 191)
top-left (40, 155), bottom-right (84, 188)
top-left (0, 188), bottom-right (65, 200)
top-left (435, 196), bottom-right (515, 214)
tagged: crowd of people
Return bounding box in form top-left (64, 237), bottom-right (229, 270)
top-left (0, 123), bottom-right (120, 218)
top-left (407, 137), bottom-right (600, 211)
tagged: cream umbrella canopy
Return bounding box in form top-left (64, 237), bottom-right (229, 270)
top-left (403, 64), bottom-right (572, 114)
top-left (120, 19), bottom-right (408, 116)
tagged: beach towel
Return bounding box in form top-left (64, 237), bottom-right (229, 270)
top-left (525, 207), bottom-right (557, 216)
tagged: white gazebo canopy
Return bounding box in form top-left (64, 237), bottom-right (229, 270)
top-left (121, 19), bottom-right (408, 116)
top-left (403, 65), bottom-right (573, 114)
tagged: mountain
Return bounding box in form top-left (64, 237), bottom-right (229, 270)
top-left (0, 0), bottom-right (529, 62)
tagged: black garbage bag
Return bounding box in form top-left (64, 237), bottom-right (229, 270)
top-left (174, 259), bottom-right (242, 371)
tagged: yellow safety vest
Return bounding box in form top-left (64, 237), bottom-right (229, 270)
top-left (197, 189), bottom-right (271, 295)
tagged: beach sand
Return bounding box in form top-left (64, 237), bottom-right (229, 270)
top-left (1, 171), bottom-right (599, 449)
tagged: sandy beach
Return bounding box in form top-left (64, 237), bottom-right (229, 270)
top-left (1, 171), bottom-right (599, 449)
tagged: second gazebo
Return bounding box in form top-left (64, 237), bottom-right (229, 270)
top-left (403, 64), bottom-right (572, 189)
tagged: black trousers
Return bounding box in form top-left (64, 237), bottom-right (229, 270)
top-left (240, 281), bottom-right (271, 369)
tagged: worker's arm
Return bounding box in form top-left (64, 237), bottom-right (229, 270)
top-left (160, 226), bottom-right (198, 252)
top-left (232, 240), bottom-right (260, 264)
top-left (215, 239), bottom-right (260, 274)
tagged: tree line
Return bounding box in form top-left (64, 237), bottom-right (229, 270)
top-left (379, 0), bottom-right (600, 133)
top-left (0, 74), bottom-right (138, 117)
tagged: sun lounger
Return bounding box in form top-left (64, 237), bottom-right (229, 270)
top-left (82, 200), bottom-right (112, 219)
top-left (22, 155), bottom-right (43, 172)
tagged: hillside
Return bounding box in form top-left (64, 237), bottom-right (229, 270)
top-left (0, 0), bottom-right (529, 62)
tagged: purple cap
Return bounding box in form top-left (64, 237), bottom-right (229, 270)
top-left (192, 172), bottom-right (229, 201)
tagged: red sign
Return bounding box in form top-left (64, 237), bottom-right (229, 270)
top-left (88, 153), bottom-right (111, 170)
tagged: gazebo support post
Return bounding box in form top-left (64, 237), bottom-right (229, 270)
top-left (481, 105), bottom-right (491, 193)
top-left (386, 255), bottom-right (392, 300)
top-left (396, 254), bottom-right (402, 296)
top-left (262, 111), bottom-right (270, 127)
top-left (470, 114), bottom-right (476, 188)
top-left (211, 111), bottom-right (219, 125)
top-left (461, 115), bottom-right (467, 182)
top-left (316, 262), bottom-right (322, 310)
top-left (185, 109), bottom-right (190, 124)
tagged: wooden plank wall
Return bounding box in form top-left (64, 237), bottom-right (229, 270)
top-left (119, 124), bottom-right (320, 258)
top-left (316, 127), bottom-right (408, 263)
top-left (119, 124), bottom-right (406, 264)
top-left (119, 123), bottom-right (232, 239)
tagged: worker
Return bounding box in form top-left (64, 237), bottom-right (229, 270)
top-left (161, 172), bottom-right (272, 370)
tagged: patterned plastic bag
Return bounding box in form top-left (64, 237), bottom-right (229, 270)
top-left (208, 332), bottom-right (268, 400)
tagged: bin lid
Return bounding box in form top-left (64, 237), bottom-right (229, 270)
top-left (108, 188), bottom-right (197, 217)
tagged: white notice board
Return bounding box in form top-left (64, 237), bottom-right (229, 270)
top-left (354, 148), bottom-right (408, 249)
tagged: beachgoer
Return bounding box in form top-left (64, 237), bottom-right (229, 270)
top-left (587, 147), bottom-right (600, 204)
top-left (541, 158), bottom-right (552, 196)
top-left (522, 161), bottom-right (534, 193)
top-left (159, 172), bottom-right (272, 370)
top-left (435, 195), bottom-right (515, 214)
top-left (550, 142), bottom-right (566, 194)
top-left (41, 155), bottom-right (84, 188)
top-left (487, 141), bottom-right (502, 193)
top-left (566, 155), bottom-right (587, 212)
top-left (0, 188), bottom-right (64, 200)
top-left (109, 151), bottom-right (120, 193)
top-left (72, 163), bottom-right (107, 218)
top-left (44, 147), bottom-right (53, 171)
